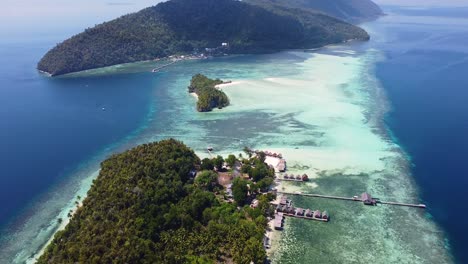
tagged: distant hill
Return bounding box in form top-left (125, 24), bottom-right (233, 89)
top-left (245, 0), bottom-right (383, 23)
top-left (37, 0), bottom-right (369, 76)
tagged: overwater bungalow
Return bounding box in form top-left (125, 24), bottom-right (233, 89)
top-left (295, 175), bottom-right (302, 180)
top-left (313, 210), bottom-right (322, 218)
top-left (305, 209), bottom-right (313, 217)
top-left (322, 211), bottom-right (329, 220)
top-left (286, 207), bottom-right (295, 214)
top-left (277, 160), bottom-right (286, 172)
top-left (361, 192), bottom-right (377, 205)
top-left (295, 208), bottom-right (304, 216)
top-left (302, 174), bottom-right (309, 181)
top-left (283, 174), bottom-right (289, 179)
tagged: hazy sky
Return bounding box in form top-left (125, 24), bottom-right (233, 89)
top-left (0, 0), bottom-right (164, 36)
top-left (2, 0), bottom-right (467, 38)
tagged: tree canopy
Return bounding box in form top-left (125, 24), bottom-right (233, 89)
top-left (245, 0), bottom-right (382, 23)
top-left (37, 0), bottom-right (369, 76)
top-left (37, 139), bottom-right (269, 264)
top-left (189, 74), bottom-right (230, 112)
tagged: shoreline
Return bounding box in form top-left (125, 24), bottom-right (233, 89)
top-left (28, 201), bottom-right (83, 264)
top-left (38, 38), bottom-right (367, 78)
top-left (10, 42), bottom-right (451, 263)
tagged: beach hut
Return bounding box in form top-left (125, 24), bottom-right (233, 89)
top-left (361, 192), bottom-right (376, 205)
top-left (313, 210), bottom-right (322, 218)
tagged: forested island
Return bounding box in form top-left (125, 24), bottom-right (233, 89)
top-left (245, 0), bottom-right (383, 23)
top-left (188, 74), bottom-right (230, 112)
top-left (37, 139), bottom-right (278, 263)
top-left (37, 0), bottom-right (370, 76)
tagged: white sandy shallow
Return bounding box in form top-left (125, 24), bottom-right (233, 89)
top-left (217, 51), bottom-right (452, 263)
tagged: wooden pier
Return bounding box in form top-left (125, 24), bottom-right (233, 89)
top-left (277, 191), bottom-right (426, 209)
top-left (151, 60), bottom-right (177, 72)
top-left (379, 201), bottom-right (426, 208)
top-left (278, 178), bottom-right (306, 182)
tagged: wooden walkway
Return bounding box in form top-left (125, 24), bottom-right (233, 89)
top-left (283, 213), bottom-right (328, 222)
top-left (277, 178), bottom-right (306, 183)
top-left (277, 191), bottom-right (426, 209)
top-left (151, 60), bottom-right (177, 72)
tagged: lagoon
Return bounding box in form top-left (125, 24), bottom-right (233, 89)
top-left (0, 4), bottom-right (466, 264)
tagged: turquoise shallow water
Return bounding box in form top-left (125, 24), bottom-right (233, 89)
top-left (0, 8), bottom-right (458, 264)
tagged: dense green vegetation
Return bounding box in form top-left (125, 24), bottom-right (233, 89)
top-left (233, 153), bottom-right (276, 205)
top-left (188, 74), bottom-right (230, 112)
top-left (245, 0), bottom-right (383, 23)
top-left (37, 139), bottom-right (273, 264)
top-left (38, 0), bottom-right (370, 76)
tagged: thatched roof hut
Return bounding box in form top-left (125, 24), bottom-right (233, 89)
top-left (295, 208), bottom-right (304, 216)
top-left (361, 192), bottom-right (376, 205)
top-left (322, 211), bottom-right (329, 220)
top-left (313, 210), bottom-right (322, 218)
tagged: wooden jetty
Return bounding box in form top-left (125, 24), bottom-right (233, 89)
top-left (151, 60), bottom-right (177, 72)
top-left (277, 191), bottom-right (426, 209)
top-left (379, 201), bottom-right (426, 208)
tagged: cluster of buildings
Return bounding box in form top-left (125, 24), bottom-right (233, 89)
top-left (193, 42), bottom-right (230, 57)
top-left (277, 205), bottom-right (328, 220)
top-left (274, 196), bottom-right (329, 230)
top-left (261, 150), bottom-right (283, 159)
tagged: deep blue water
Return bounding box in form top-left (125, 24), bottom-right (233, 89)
top-left (0, 37), bottom-right (155, 227)
top-left (373, 6), bottom-right (468, 264)
top-left (0, 4), bottom-right (467, 264)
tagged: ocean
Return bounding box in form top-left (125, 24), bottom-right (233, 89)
top-left (0, 4), bottom-right (466, 264)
